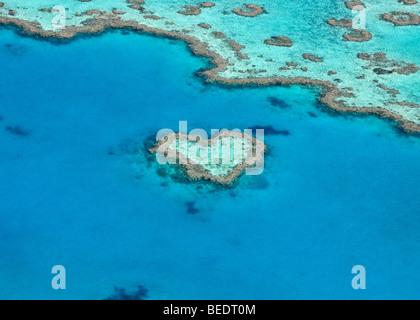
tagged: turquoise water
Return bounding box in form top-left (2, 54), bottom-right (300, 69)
top-left (0, 28), bottom-right (419, 299)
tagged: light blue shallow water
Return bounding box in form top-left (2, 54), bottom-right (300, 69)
top-left (0, 29), bottom-right (419, 299)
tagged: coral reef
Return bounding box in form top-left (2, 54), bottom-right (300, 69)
top-left (344, 1), bottom-right (365, 9)
top-left (0, 2), bottom-right (418, 134)
top-left (232, 4), bottom-right (264, 17)
top-left (343, 29), bottom-right (372, 42)
top-left (178, 5), bottom-right (201, 16)
top-left (326, 18), bottom-right (353, 27)
top-left (303, 53), bottom-right (324, 62)
top-left (381, 12), bottom-right (420, 26)
top-left (149, 131), bottom-right (267, 185)
top-left (264, 36), bottom-right (293, 47)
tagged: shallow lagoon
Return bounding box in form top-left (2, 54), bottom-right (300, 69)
top-left (0, 29), bottom-right (419, 299)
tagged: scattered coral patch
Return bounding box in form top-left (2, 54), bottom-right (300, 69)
top-left (357, 52), bottom-right (387, 61)
top-left (381, 12), bottom-right (420, 26)
top-left (198, 23), bottom-right (212, 29)
top-left (264, 36), bottom-right (293, 47)
top-left (398, 0), bottom-right (418, 5)
top-left (343, 29), bottom-right (372, 42)
top-left (326, 18), bottom-right (353, 27)
top-left (233, 4), bottom-right (265, 17)
top-left (143, 15), bottom-right (160, 20)
top-left (357, 52), bottom-right (419, 75)
top-left (303, 53), bottom-right (324, 62)
top-left (200, 2), bottom-right (215, 8)
top-left (344, 1), bottom-right (365, 9)
top-left (127, 0), bottom-right (146, 13)
top-left (212, 31), bottom-right (226, 38)
top-left (377, 84), bottom-right (400, 97)
top-left (225, 39), bottom-right (249, 59)
top-left (112, 9), bottom-right (126, 15)
top-left (178, 5), bottom-right (202, 16)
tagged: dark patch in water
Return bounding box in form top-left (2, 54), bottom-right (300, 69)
top-left (156, 167), bottom-right (168, 178)
top-left (186, 201), bottom-right (199, 215)
top-left (104, 286), bottom-right (148, 300)
top-left (247, 175), bottom-right (269, 190)
top-left (4, 43), bottom-right (27, 55)
top-left (248, 125), bottom-right (290, 136)
top-left (267, 97), bottom-right (291, 109)
top-left (307, 111), bottom-right (318, 118)
top-left (5, 126), bottom-right (30, 136)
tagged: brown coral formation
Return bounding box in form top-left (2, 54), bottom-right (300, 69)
top-left (143, 15), bottom-right (160, 20)
top-left (393, 64), bottom-right (419, 75)
top-left (84, 10), bottom-right (105, 16)
top-left (200, 2), bottom-right (215, 8)
top-left (326, 18), bottom-right (353, 27)
top-left (264, 36), bottom-right (293, 47)
top-left (381, 12), bottom-right (420, 26)
top-left (126, 0), bottom-right (147, 13)
top-left (398, 0), bottom-right (418, 5)
top-left (385, 101), bottom-right (420, 108)
top-left (233, 4), bottom-right (264, 17)
top-left (225, 40), bottom-right (244, 51)
top-left (212, 31), bottom-right (226, 38)
top-left (377, 84), bottom-right (400, 97)
top-left (357, 52), bottom-right (387, 61)
top-left (112, 9), bottom-right (126, 15)
top-left (178, 5), bottom-right (201, 16)
top-left (198, 23), bottom-right (212, 29)
top-left (303, 53), bottom-right (324, 63)
top-left (343, 29), bottom-right (372, 42)
top-left (225, 40), bottom-right (249, 59)
top-left (345, 1), bottom-right (365, 9)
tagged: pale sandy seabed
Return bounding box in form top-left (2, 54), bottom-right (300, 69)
top-left (0, 0), bottom-right (419, 132)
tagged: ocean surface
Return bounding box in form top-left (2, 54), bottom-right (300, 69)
top-left (0, 28), bottom-right (419, 299)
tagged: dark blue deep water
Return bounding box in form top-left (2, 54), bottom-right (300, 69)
top-left (0, 29), bottom-right (419, 299)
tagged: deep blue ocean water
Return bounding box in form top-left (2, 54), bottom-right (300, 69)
top-left (0, 28), bottom-right (419, 299)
